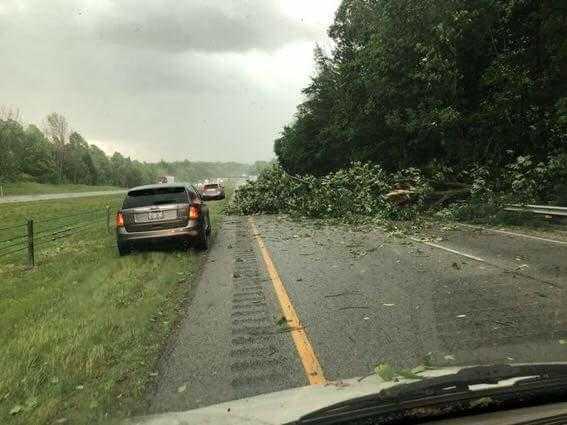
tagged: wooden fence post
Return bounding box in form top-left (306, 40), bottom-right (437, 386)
top-left (106, 206), bottom-right (111, 233)
top-left (26, 219), bottom-right (34, 268)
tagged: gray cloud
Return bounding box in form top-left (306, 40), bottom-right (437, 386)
top-left (0, 0), bottom-right (339, 163)
top-left (92, 0), bottom-right (320, 53)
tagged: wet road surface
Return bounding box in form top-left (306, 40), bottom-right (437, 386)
top-left (148, 215), bottom-right (567, 413)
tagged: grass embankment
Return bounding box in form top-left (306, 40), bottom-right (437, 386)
top-left (0, 182), bottom-right (122, 197)
top-left (0, 191), bottom-right (230, 424)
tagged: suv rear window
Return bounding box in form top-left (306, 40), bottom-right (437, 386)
top-left (204, 184), bottom-right (219, 189)
top-left (123, 187), bottom-right (188, 208)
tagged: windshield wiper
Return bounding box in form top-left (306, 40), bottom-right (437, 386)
top-left (294, 364), bottom-right (567, 425)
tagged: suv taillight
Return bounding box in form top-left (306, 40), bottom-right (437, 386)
top-left (116, 211), bottom-right (125, 227)
top-left (188, 205), bottom-right (200, 220)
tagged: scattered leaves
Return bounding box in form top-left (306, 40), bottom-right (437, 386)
top-left (375, 363), bottom-right (426, 382)
top-left (9, 405), bottom-right (23, 415)
top-left (375, 363), bottom-right (396, 381)
top-left (469, 397), bottom-right (493, 409)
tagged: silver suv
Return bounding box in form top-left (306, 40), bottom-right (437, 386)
top-left (116, 184), bottom-right (211, 256)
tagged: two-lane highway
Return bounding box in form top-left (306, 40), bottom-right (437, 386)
top-left (147, 215), bottom-right (567, 414)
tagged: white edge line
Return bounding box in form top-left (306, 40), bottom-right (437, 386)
top-left (457, 223), bottom-right (567, 246)
top-left (409, 237), bottom-right (487, 263)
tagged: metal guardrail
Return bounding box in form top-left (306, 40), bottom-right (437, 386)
top-left (504, 204), bottom-right (567, 217)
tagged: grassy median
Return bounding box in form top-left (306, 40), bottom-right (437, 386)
top-left (0, 182), bottom-right (123, 197)
top-left (0, 192), bottom-right (228, 424)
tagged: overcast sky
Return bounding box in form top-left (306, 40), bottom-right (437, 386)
top-left (0, 0), bottom-right (340, 163)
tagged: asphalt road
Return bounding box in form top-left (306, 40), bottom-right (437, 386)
top-left (0, 190), bottom-right (125, 204)
top-left (148, 215), bottom-right (567, 414)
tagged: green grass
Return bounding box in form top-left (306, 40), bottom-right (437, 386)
top-left (0, 182), bottom-right (122, 197)
top-left (0, 192), bottom-right (230, 424)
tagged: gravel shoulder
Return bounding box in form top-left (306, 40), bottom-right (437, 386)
top-left (148, 216), bottom-right (305, 414)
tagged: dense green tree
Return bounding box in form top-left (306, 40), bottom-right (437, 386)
top-left (1, 111), bottom-right (252, 188)
top-left (21, 125), bottom-right (57, 183)
top-left (275, 0), bottom-right (567, 175)
top-left (0, 119), bottom-right (24, 182)
top-left (89, 145), bottom-right (113, 185)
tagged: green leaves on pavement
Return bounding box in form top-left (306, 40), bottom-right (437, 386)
top-left (375, 363), bottom-right (427, 382)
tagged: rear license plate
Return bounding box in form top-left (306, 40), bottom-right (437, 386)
top-left (148, 211), bottom-right (164, 221)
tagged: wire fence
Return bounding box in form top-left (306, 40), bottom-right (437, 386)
top-left (0, 206), bottom-right (114, 267)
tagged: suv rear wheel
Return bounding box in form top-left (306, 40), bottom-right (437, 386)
top-left (117, 241), bottom-right (130, 256)
top-left (195, 214), bottom-right (211, 251)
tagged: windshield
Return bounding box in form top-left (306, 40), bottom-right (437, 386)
top-left (123, 187), bottom-right (188, 208)
top-left (1, 1), bottom-right (566, 425)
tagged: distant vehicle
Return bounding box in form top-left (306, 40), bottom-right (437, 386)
top-left (116, 183), bottom-right (210, 255)
top-left (158, 175), bottom-right (175, 184)
top-left (200, 183), bottom-right (225, 201)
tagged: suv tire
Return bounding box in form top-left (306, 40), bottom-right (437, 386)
top-left (118, 241), bottom-right (130, 256)
top-left (195, 214), bottom-right (211, 251)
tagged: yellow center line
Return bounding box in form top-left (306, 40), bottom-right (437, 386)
top-left (249, 217), bottom-right (326, 385)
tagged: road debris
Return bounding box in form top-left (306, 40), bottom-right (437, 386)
top-left (325, 380), bottom-right (350, 388)
top-left (469, 397), bottom-right (493, 409)
top-left (324, 290), bottom-right (362, 298)
top-left (9, 405), bottom-right (23, 415)
top-left (177, 384), bottom-right (187, 393)
top-left (375, 362), bottom-right (425, 382)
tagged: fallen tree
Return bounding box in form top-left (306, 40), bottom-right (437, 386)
top-left (228, 155), bottom-right (567, 223)
top-left (227, 163), bottom-right (433, 220)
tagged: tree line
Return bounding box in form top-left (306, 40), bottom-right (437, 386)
top-left (275, 0), bottom-right (567, 176)
top-left (0, 111), bottom-right (255, 187)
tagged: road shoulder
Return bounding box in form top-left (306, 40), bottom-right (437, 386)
top-left (147, 216), bottom-right (305, 414)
